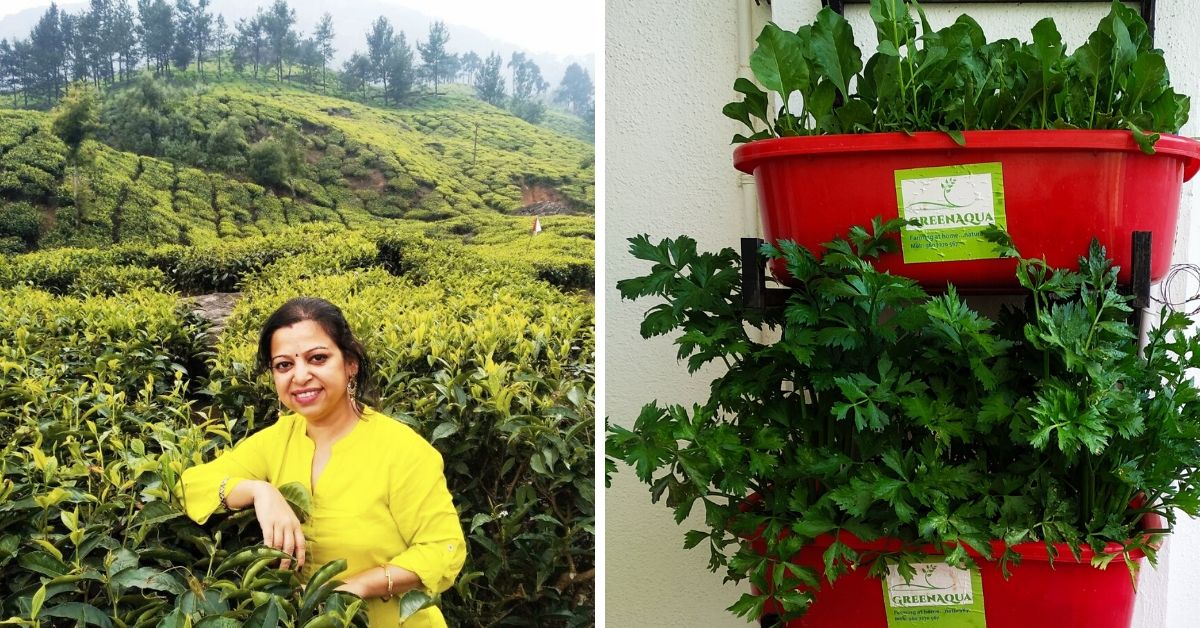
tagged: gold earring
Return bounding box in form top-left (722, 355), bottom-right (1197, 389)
top-left (347, 380), bottom-right (360, 412)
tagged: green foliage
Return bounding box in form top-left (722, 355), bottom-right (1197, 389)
top-left (1, 74), bottom-right (594, 250)
top-left (368, 217), bottom-right (594, 292)
top-left (50, 85), bottom-right (99, 159)
top-left (247, 139), bottom-right (291, 187)
top-left (726, 1), bottom-right (1190, 149)
top-left (0, 201), bottom-right (43, 250)
top-left (70, 265), bottom-right (169, 297)
top-left (608, 220), bottom-right (1198, 622)
top-left (0, 224), bottom-right (594, 625)
top-left (474, 53), bottom-right (506, 107)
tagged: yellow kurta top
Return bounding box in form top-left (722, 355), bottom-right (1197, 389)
top-left (181, 407), bottom-right (466, 627)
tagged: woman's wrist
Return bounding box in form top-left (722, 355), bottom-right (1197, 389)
top-left (221, 478), bottom-right (266, 510)
top-left (333, 564), bottom-right (420, 600)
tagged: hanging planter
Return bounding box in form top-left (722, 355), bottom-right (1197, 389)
top-left (723, 0), bottom-right (1200, 290)
top-left (734, 130), bottom-right (1200, 290)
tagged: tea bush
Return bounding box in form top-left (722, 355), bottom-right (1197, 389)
top-left (0, 229), bottom-right (595, 625)
top-left (70, 265), bottom-right (169, 297)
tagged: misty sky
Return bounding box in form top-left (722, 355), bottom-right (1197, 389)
top-left (0, 0), bottom-right (601, 56)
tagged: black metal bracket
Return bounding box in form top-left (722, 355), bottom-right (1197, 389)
top-left (741, 238), bottom-right (792, 309)
top-left (822, 0), bottom-right (1156, 43)
top-left (1127, 231), bottom-right (1152, 335)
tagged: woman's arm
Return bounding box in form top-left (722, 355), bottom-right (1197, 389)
top-left (180, 421), bottom-right (306, 568)
top-left (334, 564), bottom-right (421, 599)
top-left (382, 441), bottom-right (467, 596)
top-left (226, 479), bottom-right (307, 570)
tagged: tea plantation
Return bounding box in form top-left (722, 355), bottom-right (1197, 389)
top-left (0, 74), bottom-right (594, 626)
top-left (0, 76), bottom-right (594, 253)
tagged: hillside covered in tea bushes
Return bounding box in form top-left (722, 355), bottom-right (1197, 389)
top-left (0, 224), bottom-right (595, 625)
top-left (0, 74), bottom-right (594, 253)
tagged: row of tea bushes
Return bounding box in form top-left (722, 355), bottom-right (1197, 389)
top-left (0, 221), bottom-right (594, 295)
top-left (0, 286), bottom-right (368, 625)
top-left (0, 225), bottom-right (366, 294)
top-left (369, 220), bottom-right (595, 292)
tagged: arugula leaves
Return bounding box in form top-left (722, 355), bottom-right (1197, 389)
top-left (608, 220), bottom-right (1200, 622)
top-left (725, 0), bottom-right (1190, 151)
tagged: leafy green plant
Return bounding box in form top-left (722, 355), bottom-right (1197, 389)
top-left (724, 0), bottom-right (1190, 152)
top-left (607, 220), bottom-right (1200, 623)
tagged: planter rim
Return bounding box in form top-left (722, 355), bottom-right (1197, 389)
top-left (733, 129), bottom-right (1200, 182)
top-left (739, 493), bottom-right (1164, 564)
top-left (795, 528), bottom-right (1157, 563)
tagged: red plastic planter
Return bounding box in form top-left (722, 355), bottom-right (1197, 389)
top-left (750, 523), bottom-right (1161, 628)
top-left (733, 130), bottom-right (1200, 291)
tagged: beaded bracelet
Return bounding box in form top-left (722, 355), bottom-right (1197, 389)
top-left (218, 477), bottom-right (231, 510)
top-left (382, 564), bottom-right (394, 601)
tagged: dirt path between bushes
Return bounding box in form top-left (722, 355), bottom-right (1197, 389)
top-left (183, 292), bottom-right (239, 340)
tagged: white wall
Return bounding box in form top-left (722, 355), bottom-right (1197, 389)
top-left (605, 1), bottom-right (1200, 627)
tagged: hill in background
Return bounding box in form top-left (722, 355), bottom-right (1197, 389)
top-left (0, 73), bottom-right (594, 252)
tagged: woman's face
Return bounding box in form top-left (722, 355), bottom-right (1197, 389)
top-left (268, 319), bottom-right (358, 424)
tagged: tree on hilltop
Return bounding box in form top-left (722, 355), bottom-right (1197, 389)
top-left (171, 0), bottom-right (196, 71)
top-left (341, 52), bottom-right (371, 99)
top-left (417, 20), bottom-right (452, 95)
top-left (313, 12), bottom-right (334, 92)
top-left (212, 14), bottom-right (227, 76)
top-left (555, 63), bottom-right (593, 115)
top-left (232, 13), bottom-right (266, 78)
top-left (459, 51), bottom-right (480, 85)
top-left (475, 52), bottom-right (505, 106)
top-left (365, 16), bottom-right (395, 104)
top-left (111, 0), bottom-right (137, 81)
top-left (173, 0), bottom-right (213, 75)
top-left (261, 0), bottom-right (296, 81)
top-left (30, 3), bottom-right (66, 101)
top-left (385, 31), bottom-right (415, 104)
top-left (137, 0), bottom-right (174, 76)
top-left (509, 53), bottom-right (549, 123)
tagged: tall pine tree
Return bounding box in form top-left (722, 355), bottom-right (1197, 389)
top-left (261, 0), bottom-right (296, 82)
top-left (365, 16), bottom-right (394, 104)
top-left (137, 0), bottom-right (174, 76)
top-left (417, 20), bottom-right (451, 96)
top-left (475, 51), bottom-right (505, 106)
top-left (313, 12), bottom-right (334, 93)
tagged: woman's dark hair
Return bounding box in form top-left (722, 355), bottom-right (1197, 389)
top-left (256, 296), bottom-right (377, 409)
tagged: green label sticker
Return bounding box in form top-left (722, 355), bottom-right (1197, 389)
top-left (895, 162), bottom-right (1006, 264)
top-left (883, 562), bottom-right (986, 628)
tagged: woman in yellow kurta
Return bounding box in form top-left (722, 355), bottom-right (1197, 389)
top-left (181, 296), bottom-right (466, 627)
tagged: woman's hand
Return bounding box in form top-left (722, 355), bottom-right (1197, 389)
top-left (234, 480), bottom-right (306, 569)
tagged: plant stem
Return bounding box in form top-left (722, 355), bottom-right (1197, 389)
top-left (1082, 449), bottom-right (1095, 530)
